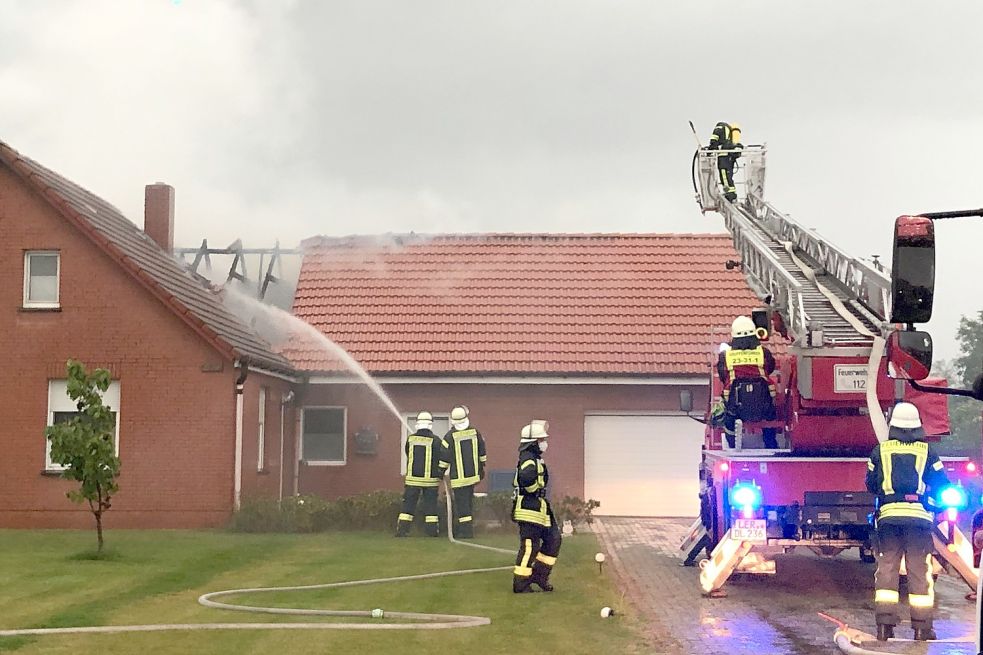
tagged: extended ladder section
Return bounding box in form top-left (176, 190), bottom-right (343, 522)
top-left (693, 147), bottom-right (892, 346)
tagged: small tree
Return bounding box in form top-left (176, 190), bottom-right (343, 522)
top-left (45, 360), bottom-right (120, 552)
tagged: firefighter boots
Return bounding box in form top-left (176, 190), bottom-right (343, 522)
top-left (876, 624), bottom-right (894, 641)
top-left (913, 627), bottom-right (936, 641)
top-left (512, 575), bottom-right (536, 593)
top-left (530, 560), bottom-right (554, 592)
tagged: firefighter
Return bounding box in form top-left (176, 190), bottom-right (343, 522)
top-left (717, 316), bottom-right (779, 449)
top-left (440, 405), bottom-right (486, 538)
top-left (396, 411), bottom-right (447, 537)
top-left (512, 420), bottom-right (562, 593)
top-left (707, 121), bottom-right (743, 202)
top-left (866, 402), bottom-right (949, 642)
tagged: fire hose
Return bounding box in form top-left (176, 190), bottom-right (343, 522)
top-left (0, 482), bottom-right (514, 638)
top-left (824, 612), bottom-right (974, 653)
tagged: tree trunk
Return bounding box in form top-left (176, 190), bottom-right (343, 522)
top-left (95, 510), bottom-right (104, 553)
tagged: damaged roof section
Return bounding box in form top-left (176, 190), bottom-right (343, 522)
top-left (0, 140), bottom-right (292, 374)
top-left (289, 233), bottom-right (764, 376)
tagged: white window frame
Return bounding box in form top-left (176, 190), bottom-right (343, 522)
top-left (257, 387), bottom-right (267, 472)
top-left (300, 406), bottom-right (347, 466)
top-left (46, 379), bottom-right (121, 472)
top-left (23, 251), bottom-right (61, 309)
top-left (400, 413), bottom-right (450, 476)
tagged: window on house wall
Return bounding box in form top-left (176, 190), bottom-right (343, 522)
top-left (46, 379), bottom-right (120, 471)
top-left (24, 251), bottom-right (60, 308)
top-left (400, 412), bottom-right (451, 476)
top-left (258, 387), bottom-right (268, 472)
top-left (301, 407), bottom-right (346, 464)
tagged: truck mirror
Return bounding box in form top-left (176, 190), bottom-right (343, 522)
top-left (886, 330), bottom-right (933, 380)
top-left (679, 390), bottom-right (694, 413)
top-left (890, 215), bottom-right (935, 324)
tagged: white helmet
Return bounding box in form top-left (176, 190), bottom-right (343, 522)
top-left (889, 402), bottom-right (922, 430)
top-left (731, 316), bottom-right (756, 339)
top-left (414, 411), bottom-right (433, 431)
top-left (520, 420), bottom-right (549, 443)
top-left (450, 405), bottom-right (470, 430)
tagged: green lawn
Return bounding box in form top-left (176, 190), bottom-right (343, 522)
top-left (0, 529), bottom-right (646, 654)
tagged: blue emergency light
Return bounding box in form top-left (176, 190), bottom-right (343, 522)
top-left (730, 482), bottom-right (762, 510)
top-left (938, 484), bottom-right (968, 510)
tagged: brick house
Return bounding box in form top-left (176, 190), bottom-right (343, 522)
top-left (0, 141), bottom-right (298, 528)
top-left (1, 139), bottom-right (766, 525)
top-left (286, 233), bottom-right (763, 517)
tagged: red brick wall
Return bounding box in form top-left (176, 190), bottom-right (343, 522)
top-left (0, 166), bottom-right (287, 528)
top-left (296, 381), bottom-right (709, 500)
top-left (239, 373), bottom-right (297, 501)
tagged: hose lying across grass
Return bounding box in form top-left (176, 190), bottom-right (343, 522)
top-left (0, 484), bottom-right (515, 638)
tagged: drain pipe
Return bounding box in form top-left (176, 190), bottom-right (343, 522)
top-left (278, 391), bottom-right (294, 502)
top-left (234, 359), bottom-right (249, 510)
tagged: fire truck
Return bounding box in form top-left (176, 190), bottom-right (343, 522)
top-left (680, 139), bottom-right (981, 596)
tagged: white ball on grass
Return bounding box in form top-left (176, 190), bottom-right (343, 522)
top-left (600, 606), bottom-right (615, 618)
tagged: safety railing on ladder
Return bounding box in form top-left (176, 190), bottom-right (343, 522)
top-left (693, 147), bottom-right (810, 339)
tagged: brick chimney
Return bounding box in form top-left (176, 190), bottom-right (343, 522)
top-left (144, 183), bottom-right (175, 252)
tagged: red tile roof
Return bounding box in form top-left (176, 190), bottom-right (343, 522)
top-left (0, 141), bottom-right (292, 374)
top-left (288, 233), bottom-right (766, 376)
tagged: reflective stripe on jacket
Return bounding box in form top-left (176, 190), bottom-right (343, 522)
top-left (442, 428), bottom-right (486, 488)
top-left (513, 450), bottom-right (551, 527)
top-left (866, 438), bottom-right (948, 525)
top-left (405, 429), bottom-right (446, 487)
top-left (722, 346), bottom-right (776, 400)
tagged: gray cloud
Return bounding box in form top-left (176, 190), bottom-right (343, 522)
top-left (2, 0), bottom-right (981, 359)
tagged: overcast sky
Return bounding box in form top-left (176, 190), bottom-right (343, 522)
top-left (2, 0), bottom-right (981, 361)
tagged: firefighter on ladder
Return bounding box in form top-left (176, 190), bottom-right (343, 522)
top-left (717, 315), bottom-right (779, 449)
top-left (513, 420), bottom-right (562, 593)
top-left (866, 402), bottom-right (949, 642)
top-left (441, 405), bottom-right (486, 538)
top-left (707, 121), bottom-right (743, 202)
top-left (396, 411), bottom-right (447, 537)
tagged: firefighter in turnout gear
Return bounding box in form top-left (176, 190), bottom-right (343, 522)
top-left (512, 420), bottom-right (562, 593)
top-left (440, 405), bottom-right (486, 538)
top-left (707, 121), bottom-right (743, 202)
top-left (716, 316), bottom-right (779, 449)
top-left (866, 402), bottom-right (949, 642)
top-left (396, 411), bottom-right (447, 537)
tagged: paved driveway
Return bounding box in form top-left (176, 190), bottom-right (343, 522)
top-left (594, 517), bottom-right (977, 654)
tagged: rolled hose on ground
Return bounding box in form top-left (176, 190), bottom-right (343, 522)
top-left (0, 481), bottom-right (515, 638)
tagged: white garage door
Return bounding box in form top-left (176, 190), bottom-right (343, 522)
top-left (584, 414), bottom-right (703, 517)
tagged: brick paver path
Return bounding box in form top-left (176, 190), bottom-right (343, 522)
top-left (595, 517), bottom-right (976, 654)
